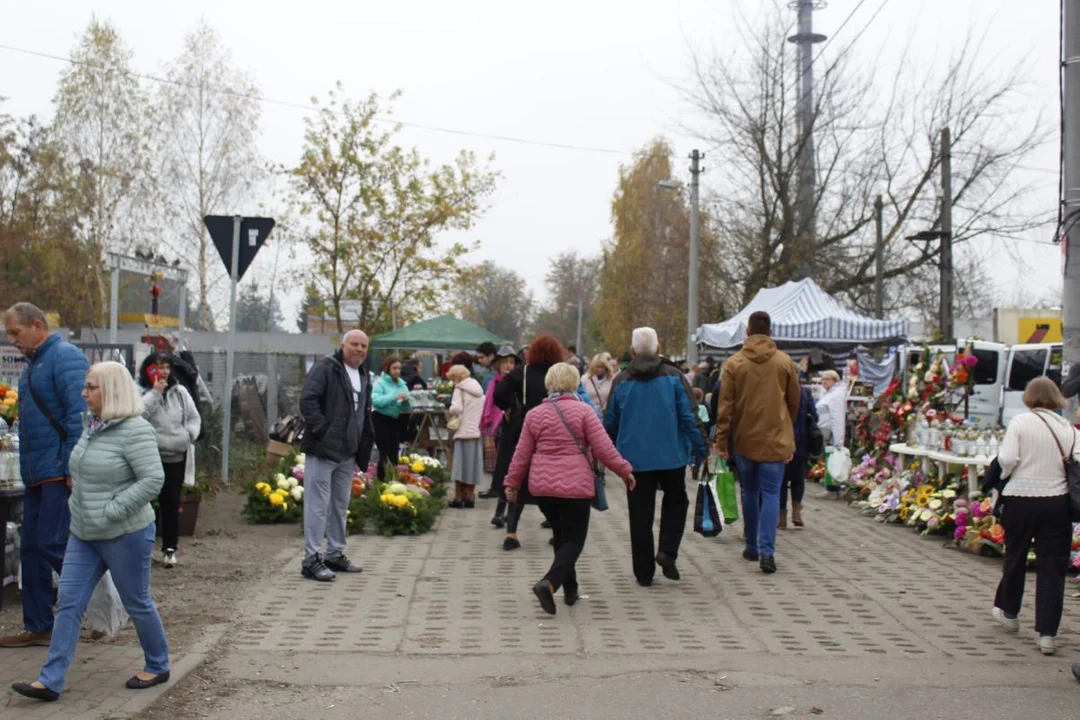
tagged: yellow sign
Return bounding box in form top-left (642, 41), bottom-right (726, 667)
top-left (118, 313), bottom-right (179, 329)
top-left (1017, 317), bottom-right (1062, 344)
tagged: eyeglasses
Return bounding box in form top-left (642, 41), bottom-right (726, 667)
top-left (83, 384), bottom-right (100, 392)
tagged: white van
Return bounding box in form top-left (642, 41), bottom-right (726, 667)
top-left (1001, 342), bottom-right (1064, 426)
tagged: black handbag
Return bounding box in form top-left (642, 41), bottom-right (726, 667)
top-left (1032, 411), bottom-right (1080, 522)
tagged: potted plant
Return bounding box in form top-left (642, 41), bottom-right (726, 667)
top-left (154, 471), bottom-right (214, 538)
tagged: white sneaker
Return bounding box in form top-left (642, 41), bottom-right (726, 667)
top-left (1038, 636), bottom-right (1055, 655)
top-left (992, 607), bottom-right (1020, 633)
top-left (162, 550), bottom-right (177, 568)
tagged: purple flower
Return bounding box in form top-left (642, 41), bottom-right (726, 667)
top-left (963, 354), bottom-right (978, 367)
top-left (954, 525), bottom-right (967, 540)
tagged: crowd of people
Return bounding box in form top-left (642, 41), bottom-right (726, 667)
top-left (4, 299), bottom-right (1080, 705)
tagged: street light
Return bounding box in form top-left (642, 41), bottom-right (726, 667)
top-left (657, 150), bottom-right (703, 365)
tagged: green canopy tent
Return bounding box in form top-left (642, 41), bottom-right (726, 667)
top-left (370, 314), bottom-right (508, 351)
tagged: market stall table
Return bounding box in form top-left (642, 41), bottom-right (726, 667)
top-left (0, 485), bottom-right (20, 611)
top-left (409, 408), bottom-right (454, 473)
top-left (888, 443), bottom-right (990, 497)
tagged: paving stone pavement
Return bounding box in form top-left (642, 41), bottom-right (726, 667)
top-left (0, 615), bottom-right (223, 719)
top-left (228, 478), bottom-right (1078, 663)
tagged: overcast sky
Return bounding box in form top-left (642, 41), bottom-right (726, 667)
top-left (0, 0), bottom-right (1060, 325)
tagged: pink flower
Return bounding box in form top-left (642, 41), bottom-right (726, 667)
top-left (955, 525), bottom-right (967, 541)
top-left (963, 354), bottom-right (979, 367)
top-left (954, 510), bottom-right (969, 527)
top-left (971, 503), bottom-right (984, 519)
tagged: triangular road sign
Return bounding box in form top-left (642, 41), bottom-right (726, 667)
top-left (204, 216), bottom-right (276, 281)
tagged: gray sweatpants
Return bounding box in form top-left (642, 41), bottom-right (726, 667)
top-left (303, 455), bottom-right (355, 564)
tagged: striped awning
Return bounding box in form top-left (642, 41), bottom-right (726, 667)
top-left (695, 278), bottom-right (908, 351)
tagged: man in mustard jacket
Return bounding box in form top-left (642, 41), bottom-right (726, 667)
top-left (714, 311), bottom-right (800, 575)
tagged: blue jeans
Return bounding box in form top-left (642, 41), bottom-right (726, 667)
top-left (734, 455), bottom-right (785, 557)
top-left (20, 481), bottom-right (71, 633)
top-left (38, 524), bottom-right (169, 695)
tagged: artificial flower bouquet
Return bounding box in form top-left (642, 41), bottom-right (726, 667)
top-left (0, 384), bottom-right (17, 425)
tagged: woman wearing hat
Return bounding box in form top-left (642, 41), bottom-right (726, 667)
top-left (478, 346), bottom-right (519, 522)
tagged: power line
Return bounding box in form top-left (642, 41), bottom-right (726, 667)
top-left (810, 0), bottom-right (872, 67)
top-left (0, 42), bottom-right (633, 157)
top-left (810, 0), bottom-right (893, 93)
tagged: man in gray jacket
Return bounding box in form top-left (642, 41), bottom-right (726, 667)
top-left (298, 330), bottom-right (374, 581)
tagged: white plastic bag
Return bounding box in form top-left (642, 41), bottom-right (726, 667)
top-left (824, 446), bottom-right (852, 487)
top-left (85, 571), bottom-right (129, 637)
top-left (184, 444), bottom-right (196, 487)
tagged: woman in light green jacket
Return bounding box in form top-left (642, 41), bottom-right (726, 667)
top-left (12, 362), bottom-right (169, 704)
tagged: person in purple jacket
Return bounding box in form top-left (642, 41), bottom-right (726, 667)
top-left (780, 372), bottom-right (818, 530)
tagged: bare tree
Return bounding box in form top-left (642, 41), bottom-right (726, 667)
top-left (152, 20), bottom-right (263, 330)
top-left (51, 17), bottom-right (150, 322)
top-left (457, 261), bottom-right (533, 344)
top-left (685, 1), bottom-right (1050, 317)
top-left (532, 251), bottom-right (601, 351)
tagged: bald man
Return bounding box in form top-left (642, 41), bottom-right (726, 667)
top-left (298, 330), bottom-right (374, 581)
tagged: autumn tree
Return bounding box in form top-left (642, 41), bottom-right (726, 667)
top-left (51, 17), bottom-right (150, 321)
top-left (152, 20), bottom-right (264, 330)
top-left (685, 2), bottom-right (1048, 318)
top-left (288, 84), bottom-right (498, 335)
top-left (234, 280), bottom-right (285, 332)
top-left (457, 261), bottom-right (532, 345)
top-left (296, 281), bottom-right (326, 334)
top-left (531, 251), bottom-right (601, 353)
top-left (0, 110), bottom-right (100, 328)
top-left (595, 138), bottom-right (725, 356)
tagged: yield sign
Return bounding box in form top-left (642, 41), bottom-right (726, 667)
top-left (204, 216), bottom-right (276, 281)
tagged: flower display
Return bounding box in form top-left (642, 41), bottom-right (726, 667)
top-left (0, 384), bottom-right (17, 424)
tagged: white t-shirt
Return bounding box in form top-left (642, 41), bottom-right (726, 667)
top-left (346, 365), bottom-right (363, 409)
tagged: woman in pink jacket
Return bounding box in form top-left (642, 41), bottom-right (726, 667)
top-left (505, 363), bottom-right (636, 615)
top-left (447, 365), bottom-right (484, 508)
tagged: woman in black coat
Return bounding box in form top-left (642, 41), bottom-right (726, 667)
top-left (492, 334), bottom-right (566, 551)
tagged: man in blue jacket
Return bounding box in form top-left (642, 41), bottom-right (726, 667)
top-left (0, 303), bottom-right (88, 648)
top-left (605, 327), bottom-right (706, 587)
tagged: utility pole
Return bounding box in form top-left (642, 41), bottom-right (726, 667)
top-left (940, 127), bottom-right (954, 342)
top-left (788, 1), bottom-right (827, 273)
top-left (874, 194), bottom-right (884, 319)
top-left (1062, 1), bottom-right (1080, 382)
top-left (575, 295), bottom-right (584, 359)
top-left (687, 149), bottom-right (703, 366)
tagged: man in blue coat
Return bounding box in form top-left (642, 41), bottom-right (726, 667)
top-left (0, 303), bottom-right (88, 648)
top-left (605, 327), bottom-right (706, 587)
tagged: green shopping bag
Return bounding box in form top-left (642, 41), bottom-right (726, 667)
top-left (710, 458), bottom-right (739, 524)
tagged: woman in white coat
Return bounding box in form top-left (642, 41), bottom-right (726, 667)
top-left (815, 370), bottom-right (846, 449)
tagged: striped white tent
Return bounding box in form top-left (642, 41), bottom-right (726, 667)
top-left (695, 278), bottom-right (908, 355)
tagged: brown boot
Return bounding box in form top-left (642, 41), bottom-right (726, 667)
top-left (778, 508), bottom-right (788, 530)
top-left (0, 631), bottom-right (51, 648)
top-left (792, 502), bottom-right (804, 528)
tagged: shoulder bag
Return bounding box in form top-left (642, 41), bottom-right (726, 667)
top-left (26, 360), bottom-right (68, 444)
top-left (549, 398), bottom-right (608, 511)
top-left (1032, 411), bottom-right (1080, 522)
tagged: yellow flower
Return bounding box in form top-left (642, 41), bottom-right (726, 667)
top-left (282, 502), bottom-right (289, 512)
top-left (393, 495), bottom-right (409, 508)
top-left (269, 493), bottom-right (284, 506)
top-left (915, 495), bottom-right (929, 508)
top-left (411, 461), bottom-right (425, 473)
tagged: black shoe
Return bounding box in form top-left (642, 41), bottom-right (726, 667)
top-left (760, 555), bottom-right (777, 574)
top-left (478, 489), bottom-right (499, 499)
top-left (503, 537), bottom-right (521, 551)
top-left (564, 587), bottom-right (579, 606)
top-left (448, 500), bottom-right (464, 509)
top-left (301, 558), bottom-right (336, 582)
top-left (491, 515), bottom-right (506, 528)
top-left (11, 682), bottom-right (59, 702)
top-left (636, 577), bottom-right (653, 587)
top-left (125, 671), bottom-right (170, 690)
top-left (548, 536), bottom-right (556, 546)
top-left (533, 580), bottom-right (557, 615)
top-left (655, 552), bottom-right (680, 581)
top-left (323, 555), bottom-right (363, 573)
top-left (540, 519), bottom-right (552, 529)
top-left (463, 500), bottom-right (476, 509)
top-left (742, 548), bottom-right (760, 562)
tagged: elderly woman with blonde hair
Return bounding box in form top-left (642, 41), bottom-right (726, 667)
top-left (505, 363), bottom-right (636, 615)
top-left (12, 362), bottom-right (169, 703)
top-left (446, 364), bottom-right (484, 508)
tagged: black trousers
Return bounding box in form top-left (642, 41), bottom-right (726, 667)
top-left (372, 412), bottom-right (401, 480)
top-left (536, 497), bottom-right (591, 593)
top-left (993, 495), bottom-right (1073, 636)
top-left (159, 456), bottom-right (186, 552)
top-left (626, 467), bottom-right (689, 583)
top-left (780, 457), bottom-right (809, 510)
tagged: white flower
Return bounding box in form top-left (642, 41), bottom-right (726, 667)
top-left (295, 453), bottom-right (306, 464)
top-left (288, 478), bottom-right (299, 489)
top-left (291, 486), bottom-right (304, 501)
top-left (276, 477), bottom-right (290, 490)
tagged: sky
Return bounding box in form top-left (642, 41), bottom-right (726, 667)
top-left (0, 0), bottom-right (1062, 326)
